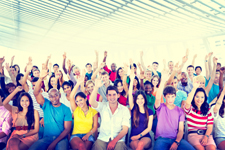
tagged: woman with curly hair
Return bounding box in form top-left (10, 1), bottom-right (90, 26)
top-left (184, 80), bottom-right (216, 150)
top-left (3, 86), bottom-right (39, 150)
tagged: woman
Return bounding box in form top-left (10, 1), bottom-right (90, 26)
top-left (212, 87), bottom-right (225, 150)
top-left (3, 86), bottom-right (39, 150)
top-left (69, 76), bottom-right (98, 150)
top-left (55, 69), bottom-right (64, 87)
top-left (184, 80), bottom-right (216, 150)
top-left (151, 75), bottom-right (163, 103)
top-left (116, 67), bottom-right (123, 80)
top-left (85, 80), bottom-right (102, 105)
top-left (114, 78), bottom-right (128, 106)
top-left (60, 81), bottom-right (73, 113)
top-left (13, 64), bottom-right (20, 74)
top-left (128, 67), bottom-right (153, 150)
top-left (47, 75), bottom-right (60, 92)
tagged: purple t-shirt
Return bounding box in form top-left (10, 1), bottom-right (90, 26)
top-left (130, 107), bottom-right (153, 138)
top-left (155, 103), bottom-right (185, 139)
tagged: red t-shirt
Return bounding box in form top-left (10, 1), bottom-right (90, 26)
top-left (103, 65), bottom-right (116, 82)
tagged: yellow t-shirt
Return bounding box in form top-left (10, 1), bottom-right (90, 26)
top-left (72, 106), bottom-right (98, 135)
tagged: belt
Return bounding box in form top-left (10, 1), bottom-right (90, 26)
top-left (188, 129), bottom-right (209, 135)
top-left (15, 126), bottom-right (34, 131)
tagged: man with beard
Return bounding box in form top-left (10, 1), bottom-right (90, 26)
top-left (177, 72), bottom-right (193, 95)
top-left (103, 51), bottom-right (117, 82)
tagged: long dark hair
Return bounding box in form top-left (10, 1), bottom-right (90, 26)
top-left (132, 90), bottom-right (149, 128)
top-left (75, 92), bottom-right (89, 106)
top-left (30, 66), bottom-right (38, 78)
top-left (114, 79), bottom-right (126, 97)
top-left (13, 64), bottom-right (20, 73)
top-left (151, 75), bottom-right (160, 88)
top-left (191, 88), bottom-right (209, 116)
top-left (17, 92), bottom-right (34, 130)
top-left (217, 91), bottom-right (225, 118)
top-left (116, 67), bottom-right (123, 79)
top-left (16, 73), bottom-right (24, 86)
top-left (48, 75), bottom-right (60, 92)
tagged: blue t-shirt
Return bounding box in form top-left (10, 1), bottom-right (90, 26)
top-left (208, 84), bottom-right (219, 104)
top-left (163, 90), bottom-right (187, 107)
top-left (42, 98), bottom-right (72, 137)
top-left (85, 71), bottom-right (93, 80)
top-left (152, 71), bottom-right (161, 78)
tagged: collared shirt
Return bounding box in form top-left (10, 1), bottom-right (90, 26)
top-left (28, 87), bottom-right (49, 118)
top-left (98, 81), bottom-right (114, 102)
top-left (93, 102), bottom-right (130, 142)
top-left (0, 106), bottom-right (12, 143)
top-left (177, 81), bottom-right (193, 95)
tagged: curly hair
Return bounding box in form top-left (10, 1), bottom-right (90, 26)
top-left (17, 92), bottom-right (34, 130)
top-left (191, 88), bottom-right (209, 116)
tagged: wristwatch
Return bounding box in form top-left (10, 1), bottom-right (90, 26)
top-left (23, 134), bottom-right (26, 138)
top-left (205, 60), bottom-right (208, 62)
top-left (205, 135), bottom-right (209, 138)
top-left (174, 140), bottom-right (180, 146)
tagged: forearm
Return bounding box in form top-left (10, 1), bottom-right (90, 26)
top-left (186, 87), bottom-right (197, 106)
top-left (91, 67), bottom-right (101, 80)
top-left (62, 59), bottom-right (67, 74)
top-left (175, 130), bottom-right (184, 142)
top-left (140, 79), bottom-right (144, 90)
top-left (205, 62), bottom-right (209, 80)
top-left (89, 87), bottom-right (98, 107)
top-left (0, 132), bottom-right (6, 139)
top-left (140, 127), bottom-right (151, 137)
top-left (205, 125), bottom-right (213, 136)
top-left (34, 79), bottom-right (42, 96)
top-left (208, 56), bottom-right (212, 76)
top-left (52, 129), bottom-right (71, 144)
top-left (7, 71), bottom-right (16, 85)
top-left (24, 129), bottom-right (39, 137)
top-left (167, 70), bottom-right (176, 85)
top-left (113, 128), bottom-right (128, 143)
top-left (103, 56), bottom-right (106, 63)
top-left (219, 72), bottom-right (223, 90)
top-left (86, 126), bottom-right (98, 137)
top-left (140, 56), bottom-right (147, 72)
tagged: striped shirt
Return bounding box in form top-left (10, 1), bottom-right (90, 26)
top-left (28, 87), bottom-right (49, 118)
top-left (184, 106), bottom-right (213, 131)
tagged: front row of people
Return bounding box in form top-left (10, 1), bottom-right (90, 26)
top-left (0, 68), bottom-right (225, 150)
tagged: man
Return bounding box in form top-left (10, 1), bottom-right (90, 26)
top-left (98, 71), bottom-right (114, 102)
top-left (168, 61), bottom-right (174, 74)
top-left (217, 63), bottom-right (221, 70)
top-left (187, 65), bottom-right (194, 82)
top-left (85, 63), bottom-right (93, 80)
top-left (194, 66), bottom-right (202, 76)
top-left (52, 64), bottom-right (59, 76)
top-left (177, 72), bottom-right (193, 95)
top-left (152, 62), bottom-right (161, 78)
top-left (29, 69), bottom-right (72, 150)
top-left (89, 80), bottom-right (130, 150)
top-left (154, 70), bottom-right (195, 150)
top-left (103, 51), bottom-right (117, 82)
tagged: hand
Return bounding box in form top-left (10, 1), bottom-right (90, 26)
top-left (100, 62), bottom-right (106, 68)
top-left (137, 62), bottom-right (141, 68)
top-left (140, 70), bottom-right (145, 79)
top-left (11, 55), bottom-right (15, 61)
top-left (193, 54), bottom-right (197, 58)
top-left (95, 50), bottom-right (98, 56)
top-left (182, 56), bottom-right (188, 63)
top-left (174, 62), bottom-right (179, 72)
top-left (0, 56), bottom-right (5, 64)
top-left (200, 135), bottom-right (208, 146)
top-left (205, 54), bottom-right (209, 61)
top-left (213, 57), bottom-right (218, 65)
top-left (82, 134), bottom-right (90, 141)
top-left (140, 51), bottom-right (143, 57)
top-left (40, 118), bottom-right (44, 127)
top-left (63, 52), bottom-right (66, 59)
top-left (193, 80), bottom-right (200, 89)
top-left (208, 52), bottom-right (213, 57)
top-left (95, 78), bottom-right (104, 88)
top-left (186, 48), bottom-right (189, 56)
top-left (28, 57), bottom-right (32, 63)
top-left (42, 63), bottom-right (47, 70)
top-left (107, 139), bottom-right (117, 150)
top-left (12, 134), bottom-right (22, 139)
top-left (26, 63), bottom-right (33, 72)
top-left (177, 71), bottom-right (182, 81)
top-left (40, 69), bottom-right (48, 80)
top-left (47, 142), bottom-right (57, 150)
top-left (169, 142), bottom-right (178, 150)
top-left (5, 63), bottom-right (10, 72)
top-left (16, 86), bottom-right (23, 92)
top-left (104, 51), bottom-right (107, 58)
top-left (47, 55), bottom-right (51, 60)
top-left (123, 63), bottom-right (128, 74)
top-left (130, 135), bottom-right (140, 141)
top-left (220, 67), bottom-right (225, 74)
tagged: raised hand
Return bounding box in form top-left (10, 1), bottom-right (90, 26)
top-left (95, 78), bottom-right (104, 88)
top-left (208, 52), bottom-right (213, 57)
top-left (182, 56), bottom-right (188, 63)
top-left (47, 55), bottom-right (51, 60)
top-left (137, 62), bottom-right (141, 68)
top-left (205, 54), bottom-right (209, 61)
top-left (213, 57), bottom-right (218, 65)
top-left (40, 69), bottom-right (48, 80)
top-left (16, 86), bottom-right (23, 92)
top-left (123, 62), bottom-right (128, 74)
top-left (140, 70), bottom-right (145, 79)
top-left (63, 52), bottom-right (66, 59)
top-left (27, 62), bottom-right (33, 72)
top-left (0, 56), bottom-right (5, 64)
top-left (99, 62), bottom-right (106, 68)
top-left (174, 62), bottom-right (179, 72)
top-left (193, 79), bottom-right (200, 89)
top-left (5, 63), bottom-right (10, 72)
top-left (104, 51), bottom-right (107, 58)
top-left (140, 51), bottom-right (143, 57)
top-left (11, 55), bottom-right (15, 61)
top-left (130, 67), bottom-right (135, 79)
top-left (28, 57), bottom-right (32, 63)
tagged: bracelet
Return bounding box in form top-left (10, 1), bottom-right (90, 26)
top-left (205, 135), bottom-right (209, 138)
top-left (205, 60), bottom-right (208, 62)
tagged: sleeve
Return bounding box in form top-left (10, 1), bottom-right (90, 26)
top-left (103, 65), bottom-right (111, 74)
top-left (91, 108), bottom-right (98, 116)
top-left (41, 98), bottom-right (50, 110)
top-left (121, 107), bottom-right (131, 128)
top-left (92, 101), bottom-right (104, 113)
top-left (207, 111), bottom-right (214, 126)
top-left (154, 102), bottom-right (163, 111)
top-left (0, 77), bottom-right (8, 97)
top-left (179, 108), bottom-right (185, 122)
top-left (2, 112), bottom-right (12, 136)
top-left (183, 105), bottom-right (192, 114)
top-left (68, 68), bottom-right (77, 87)
top-left (182, 91), bottom-right (187, 101)
top-left (148, 108), bottom-right (153, 116)
top-left (64, 106), bottom-right (72, 121)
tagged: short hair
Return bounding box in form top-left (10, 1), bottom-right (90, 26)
top-left (195, 66), bottom-right (202, 71)
top-left (31, 77), bottom-right (39, 83)
top-left (33, 68), bottom-right (40, 72)
top-left (48, 88), bottom-right (59, 94)
top-left (144, 81), bottom-right (153, 88)
top-left (216, 70), bottom-right (220, 73)
top-left (73, 66), bottom-right (80, 71)
top-left (106, 86), bottom-right (118, 95)
top-left (5, 83), bottom-right (16, 90)
top-left (187, 65), bottom-right (194, 69)
top-left (217, 63), bottom-right (221, 66)
top-left (85, 63), bottom-right (92, 67)
top-left (130, 63), bottom-right (137, 69)
top-left (53, 64), bottom-right (59, 67)
top-left (163, 85), bottom-right (176, 96)
top-left (101, 71), bottom-right (109, 76)
top-left (168, 61), bottom-right (173, 65)
top-left (152, 62), bottom-right (159, 65)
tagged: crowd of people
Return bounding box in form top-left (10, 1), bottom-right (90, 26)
top-left (0, 49), bottom-right (224, 150)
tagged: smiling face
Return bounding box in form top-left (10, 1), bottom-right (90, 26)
top-left (146, 71), bottom-right (152, 79)
top-left (55, 70), bottom-right (62, 78)
top-left (181, 73), bottom-right (188, 86)
top-left (75, 96), bottom-right (87, 108)
top-left (86, 83), bottom-right (94, 94)
top-left (86, 64), bottom-right (92, 72)
top-left (194, 91), bottom-right (205, 109)
top-left (106, 90), bottom-right (119, 104)
top-left (152, 63), bottom-right (158, 71)
top-left (10, 67), bottom-right (16, 75)
top-left (20, 96), bottom-right (30, 108)
top-left (49, 90), bottom-right (60, 106)
top-left (116, 82), bottom-right (124, 93)
top-left (101, 74), bottom-right (109, 84)
top-left (152, 77), bottom-right (159, 87)
top-left (165, 94), bottom-right (176, 105)
top-left (187, 67), bottom-right (194, 76)
top-left (74, 68), bottom-right (80, 76)
top-left (50, 77), bottom-right (56, 86)
top-left (53, 65), bottom-right (59, 73)
top-left (33, 70), bottom-right (40, 77)
top-left (136, 94), bottom-right (145, 107)
top-left (195, 68), bottom-right (202, 75)
top-left (63, 85), bottom-right (72, 95)
top-left (168, 62), bottom-right (174, 71)
top-left (144, 84), bottom-right (152, 95)
top-left (111, 63), bottom-right (116, 72)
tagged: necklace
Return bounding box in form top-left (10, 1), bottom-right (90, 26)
top-left (83, 109), bottom-right (89, 113)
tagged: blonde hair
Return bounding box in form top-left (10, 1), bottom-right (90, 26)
top-left (194, 75), bottom-right (205, 83)
top-left (85, 80), bottom-right (95, 95)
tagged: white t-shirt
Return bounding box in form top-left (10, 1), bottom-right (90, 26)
top-left (60, 93), bottom-right (72, 113)
top-left (212, 105), bottom-right (225, 138)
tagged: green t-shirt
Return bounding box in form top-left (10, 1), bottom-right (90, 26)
top-left (146, 94), bottom-right (156, 115)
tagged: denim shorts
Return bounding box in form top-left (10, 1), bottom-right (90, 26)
top-left (70, 134), bottom-right (95, 142)
top-left (215, 137), bottom-right (225, 146)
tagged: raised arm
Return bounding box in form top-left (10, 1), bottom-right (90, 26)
top-left (219, 67), bottom-right (225, 91)
top-left (5, 63), bottom-right (16, 85)
top-left (94, 50), bottom-right (99, 72)
top-left (185, 80), bottom-right (200, 110)
top-left (140, 51), bottom-right (147, 72)
top-left (214, 86), bottom-right (225, 113)
top-left (205, 54), bottom-right (210, 80)
top-left (45, 55), bottom-right (51, 69)
top-left (89, 78), bottom-right (103, 108)
top-left (33, 69), bottom-right (48, 106)
top-left (129, 66), bottom-right (135, 110)
top-left (155, 69), bottom-right (169, 109)
top-left (21, 60), bottom-right (33, 92)
top-left (205, 57), bottom-right (217, 95)
top-left (167, 62), bottom-right (179, 85)
top-left (103, 51), bottom-right (107, 63)
top-left (191, 54), bottom-right (197, 66)
top-left (3, 86), bottom-right (23, 112)
top-left (208, 52), bottom-right (213, 76)
top-left (140, 70), bottom-right (145, 91)
top-left (10, 56), bottom-right (15, 67)
top-left (178, 49), bottom-right (189, 72)
top-left (91, 62), bottom-right (105, 81)
top-left (148, 65), bottom-right (158, 76)
top-left (122, 63), bottom-right (129, 95)
top-left (0, 56), bottom-right (5, 71)
top-left (62, 52), bottom-right (67, 74)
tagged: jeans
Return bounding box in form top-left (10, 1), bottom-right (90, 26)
top-left (29, 136), bottom-right (69, 150)
top-left (153, 137), bottom-right (195, 150)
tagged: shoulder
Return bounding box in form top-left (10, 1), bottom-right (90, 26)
top-left (89, 107), bottom-right (98, 114)
top-left (147, 108), bottom-right (153, 116)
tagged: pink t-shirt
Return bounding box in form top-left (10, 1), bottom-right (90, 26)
top-left (87, 93), bottom-right (100, 107)
top-left (155, 103), bottom-right (185, 139)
